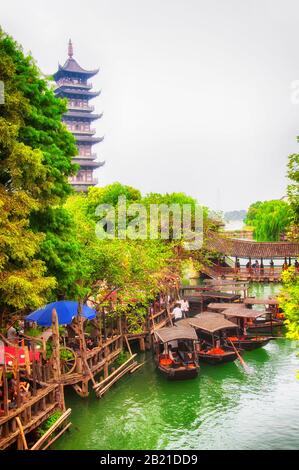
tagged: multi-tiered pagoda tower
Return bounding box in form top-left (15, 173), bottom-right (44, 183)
top-left (54, 40), bottom-right (104, 191)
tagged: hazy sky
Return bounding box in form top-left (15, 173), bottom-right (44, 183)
top-left (2, 0), bottom-right (299, 211)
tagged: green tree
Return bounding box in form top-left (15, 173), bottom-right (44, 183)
top-left (245, 200), bottom-right (293, 241)
top-left (287, 154), bottom-right (299, 233)
top-left (0, 30), bottom-right (77, 318)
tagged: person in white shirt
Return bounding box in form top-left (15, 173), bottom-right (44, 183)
top-left (7, 324), bottom-right (17, 343)
top-left (179, 299), bottom-right (190, 318)
top-left (172, 304), bottom-right (183, 323)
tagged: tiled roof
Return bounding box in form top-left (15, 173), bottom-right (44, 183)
top-left (206, 232), bottom-right (299, 259)
top-left (59, 58), bottom-right (98, 75)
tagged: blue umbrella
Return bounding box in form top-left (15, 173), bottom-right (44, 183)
top-left (26, 300), bottom-right (96, 326)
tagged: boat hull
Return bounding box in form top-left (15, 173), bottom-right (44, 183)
top-left (247, 320), bottom-right (284, 334)
top-left (228, 337), bottom-right (272, 351)
top-left (157, 364), bottom-right (199, 380)
top-left (197, 351), bottom-right (237, 365)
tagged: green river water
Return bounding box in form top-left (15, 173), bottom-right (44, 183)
top-left (54, 284), bottom-right (299, 450)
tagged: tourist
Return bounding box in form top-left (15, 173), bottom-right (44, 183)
top-left (172, 303), bottom-right (183, 323)
top-left (179, 299), bottom-right (190, 318)
top-left (246, 260), bottom-right (251, 274)
top-left (295, 259), bottom-right (299, 272)
top-left (260, 259), bottom-right (264, 276)
top-left (6, 323), bottom-right (17, 344)
top-left (254, 260), bottom-right (259, 276)
top-left (269, 259), bottom-right (274, 275)
top-left (282, 258), bottom-right (288, 271)
top-left (235, 258), bottom-right (241, 273)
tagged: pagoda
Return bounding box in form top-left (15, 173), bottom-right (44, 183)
top-left (54, 39), bottom-right (104, 191)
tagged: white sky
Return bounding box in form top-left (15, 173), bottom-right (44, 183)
top-left (2, 0), bottom-right (299, 211)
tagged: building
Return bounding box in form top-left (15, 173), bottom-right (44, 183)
top-left (54, 39), bottom-right (104, 191)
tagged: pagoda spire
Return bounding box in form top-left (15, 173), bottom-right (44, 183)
top-left (68, 39), bottom-right (73, 58)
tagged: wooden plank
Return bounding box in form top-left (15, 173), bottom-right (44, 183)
top-left (30, 408), bottom-right (71, 450)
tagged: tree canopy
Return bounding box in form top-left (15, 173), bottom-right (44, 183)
top-left (244, 200), bottom-right (293, 241)
top-left (0, 29), bottom-right (77, 320)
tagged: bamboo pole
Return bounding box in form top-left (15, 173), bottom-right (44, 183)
top-left (51, 308), bottom-right (65, 411)
top-left (2, 364), bottom-right (9, 416)
top-left (15, 345), bottom-right (21, 409)
top-left (15, 417), bottom-right (28, 450)
top-left (42, 422), bottom-right (72, 450)
top-left (30, 408), bottom-right (72, 450)
top-left (96, 362), bottom-right (137, 397)
top-left (228, 338), bottom-right (250, 372)
top-left (31, 342), bottom-right (37, 397)
top-left (124, 335), bottom-right (133, 356)
top-left (93, 354), bottom-right (137, 391)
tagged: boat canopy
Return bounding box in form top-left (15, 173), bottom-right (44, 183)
top-left (221, 307), bottom-right (265, 319)
top-left (244, 298), bottom-right (278, 306)
top-left (179, 314), bottom-right (237, 333)
top-left (208, 303), bottom-right (241, 312)
top-left (155, 326), bottom-right (197, 343)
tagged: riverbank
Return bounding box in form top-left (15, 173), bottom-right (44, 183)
top-left (53, 283), bottom-right (299, 450)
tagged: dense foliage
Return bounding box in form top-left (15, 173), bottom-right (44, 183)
top-left (245, 200), bottom-right (293, 241)
top-left (0, 29), bottom-right (77, 320)
top-left (279, 268), bottom-right (299, 342)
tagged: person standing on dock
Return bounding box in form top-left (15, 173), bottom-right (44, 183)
top-left (282, 258), bottom-right (288, 271)
top-left (172, 303), bottom-right (183, 323)
top-left (269, 259), bottom-right (274, 275)
top-left (179, 299), bottom-right (190, 318)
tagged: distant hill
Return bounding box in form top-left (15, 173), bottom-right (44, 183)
top-left (224, 210), bottom-right (247, 221)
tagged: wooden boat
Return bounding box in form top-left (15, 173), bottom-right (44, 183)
top-left (244, 297), bottom-right (285, 322)
top-left (177, 314), bottom-right (241, 365)
top-left (224, 334), bottom-right (273, 351)
top-left (217, 306), bottom-right (278, 345)
top-left (154, 326), bottom-right (199, 380)
top-left (208, 299), bottom-right (283, 334)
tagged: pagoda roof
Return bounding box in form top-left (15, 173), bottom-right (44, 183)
top-left (54, 58), bottom-right (99, 80)
top-left (55, 88), bottom-right (100, 99)
top-left (63, 111), bottom-right (103, 121)
top-left (74, 135), bottom-right (104, 144)
top-left (53, 40), bottom-right (99, 81)
top-left (72, 158), bottom-right (105, 169)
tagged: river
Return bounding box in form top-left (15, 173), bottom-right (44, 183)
top-left (54, 283), bottom-right (299, 450)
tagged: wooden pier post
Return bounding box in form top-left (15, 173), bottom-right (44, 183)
top-left (51, 308), bottom-right (65, 411)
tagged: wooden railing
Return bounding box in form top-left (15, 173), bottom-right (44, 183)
top-left (0, 383), bottom-right (60, 450)
top-left (206, 266), bottom-right (298, 278)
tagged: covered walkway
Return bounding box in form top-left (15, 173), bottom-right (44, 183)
top-left (205, 232), bottom-right (299, 282)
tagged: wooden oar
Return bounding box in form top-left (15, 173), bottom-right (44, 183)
top-left (228, 338), bottom-right (250, 372)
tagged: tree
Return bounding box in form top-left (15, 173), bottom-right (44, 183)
top-left (287, 154), bottom-right (299, 231)
top-left (244, 200), bottom-right (293, 241)
top-left (0, 30), bottom-right (77, 319)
